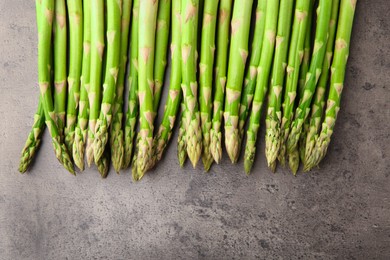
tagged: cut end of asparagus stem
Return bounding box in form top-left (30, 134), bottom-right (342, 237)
top-left (52, 137), bottom-right (75, 175)
top-left (288, 148), bottom-right (300, 175)
top-left (225, 127), bottom-right (240, 164)
top-left (244, 141), bottom-right (256, 174)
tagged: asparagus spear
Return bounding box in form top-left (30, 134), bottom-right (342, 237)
top-left (64, 0), bottom-right (83, 154)
top-left (199, 0), bottom-right (219, 171)
top-left (73, 0), bottom-right (91, 171)
top-left (36, 0), bottom-right (74, 174)
top-left (305, 0), bottom-right (356, 170)
top-left (97, 144), bottom-right (110, 178)
top-left (181, 0), bottom-right (202, 168)
top-left (177, 102), bottom-right (188, 167)
top-left (238, 0), bottom-right (267, 150)
top-left (19, 98), bottom-right (45, 173)
top-left (244, 0), bottom-right (279, 174)
top-left (110, 0), bottom-right (132, 173)
top-left (153, 0), bottom-right (171, 112)
top-left (94, 0), bottom-right (122, 163)
top-left (278, 0), bottom-right (311, 166)
top-left (53, 0), bottom-right (67, 140)
top-left (224, 0), bottom-right (253, 163)
top-left (154, 0), bottom-right (182, 163)
top-left (264, 0), bottom-right (294, 170)
top-left (303, 0), bottom-right (340, 167)
top-left (298, 1), bottom-right (314, 99)
top-left (123, 0), bottom-right (140, 169)
top-left (86, 0), bottom-right (105, 167)
top-left (288, 0), bottom-right (314, 173)
top-left (210, 0), bottom-right (233, 163)
top-left (136, 0), bottom-right (159, 176)
top-left (287, 0), bottom-right (333, 173)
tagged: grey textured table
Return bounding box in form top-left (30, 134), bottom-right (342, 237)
top-left (1, 1), bottom-right (389, 259)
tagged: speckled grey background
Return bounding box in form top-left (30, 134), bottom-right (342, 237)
top-left (1, 1), bottom-right (389, 259)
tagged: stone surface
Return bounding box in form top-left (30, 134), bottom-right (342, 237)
top-left (0, 1), bottom-right (389, 259)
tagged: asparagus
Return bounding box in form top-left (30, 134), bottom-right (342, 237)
top-left (238, 0), bottom-right (267, 150)
top-left (199, 0), bottom-right (219, 171)
top-left (97, 145), bottom-right (110, 178)
top-left (181, 0), bottom-right (202, 168)
top-left (94, 0), bottom-right (122, 163)
top-left (153, 0), bottom-right (171, 112)
top-left (123, 0), bottom-right (140, 169)
top-left (110, 0), bottom-right (132, 173)
top-left (210, 0), bottom-right (233, 163)
top-left (64, 0), bottom-right (83, 154)
top-left (288, 0), bottom-right (314, 173)
top-left (36, 0), bottom-right (74, 174)
top-left (177, 102), bottom-right (188, 167)
top-left (19, 98), bottom-right (45, 173)
top-left (303, 0), bottom-right (340, 167)
top-left (264, 0), bottom-right (294, 170)
top-left (287, 0), bottom-right (333, 173)
top-left (278, 0), bottom-right (311, 166)
top-left (154, 0), bottom-right (182, 163)
top-left (292, 1), bottom-right (314, 168)
top-left (53, 0), bottom-right (67, 140)
top-left (224, 0), bottom-right (253, 163)
top-left (86, 0), bottom-right (105, 167)
top-left (73, 0), bottom-right (91, 171)
top-left (244, 0), bottom-right (279, 174)
top-left (298, 2), bottom-right (314, 99)
top-left (136, 0), bottom-right (159, 176)
top-left (305, 0), bottom-right (356, 170)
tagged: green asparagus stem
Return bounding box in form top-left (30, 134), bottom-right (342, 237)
top-left (224, 0), bottom-right (253, 163)
top-left (305, 0), bottom-right (356, 170)
top-left (110, 0), bottom-right (132, 173)
top-left (136, 0), bottom-right (159, 176)
top-left (153, 0), bottom-right (171, 112)
top-left (287, 0), bottom-right (333, 174)
top-left (123, 0), bottom-right (140, 169)
top-left (278, 0), bottom-right (311, 166)
top-left (238, 0), bottom-right (267, 150)
top-left (264, 0), bottom-right (294, 170)
top-left (177, 102), bottom-right (188, 167)
top-left (19, 98), bottom-right (45, 173)
top-left (298, 1), bottom-right (314, 99)
top-left (53, 0), bottom-right (67, 140)
top-left (210, 0), bottom-right (233, 163)
top-left (64, 0), bottom-right (83, 154)
top-left (154, 0), bottom-right (182, 163)
top-left (94, 0), bottom-right (122, 163)
top-left (131, 135), bottom-right (141, 181)
top-left (304, 0), bottom-right (340, 168)
top-left (86, 0), bottom-right (105, 167)
top-left (244, 0), bottom-right (279, 174)
top-left (37, 0), bottom-right (74, 174)
top-left (181, 0), bottom-right (202, 168)
top-left (73, 0), bottom-right (91, 171)
top-left (199, 0), bottom-right (219, 171)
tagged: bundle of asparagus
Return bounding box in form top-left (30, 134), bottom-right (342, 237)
top-left (19, 0), bottom-right (357, 179)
